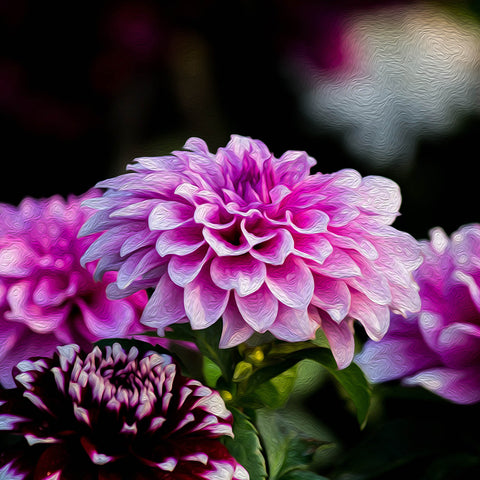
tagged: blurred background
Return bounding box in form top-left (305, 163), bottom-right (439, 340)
top-left (1, 0), bottom-right (480, 240)
top-left (2, 1), bottom-right (480, 477)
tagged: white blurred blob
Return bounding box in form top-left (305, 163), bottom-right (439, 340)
top-left (291, 3), bottom-right (480, 170)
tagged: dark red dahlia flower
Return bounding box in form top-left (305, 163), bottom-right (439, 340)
top-left (0, 343), bottom-right (248, 479)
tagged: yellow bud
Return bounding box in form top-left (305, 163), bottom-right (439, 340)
top-left (246, 346), bottom-right (264, 365)
top-left (233, 361), bottom-right (253, 382)
top-left (220, 390), bottom-right (233, 402)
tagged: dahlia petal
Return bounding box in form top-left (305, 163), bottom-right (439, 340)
top-left (156, 458), bottom-right (177, 472)
top-left (0, 461), bottom-right (26, 480)
top-left (358, 175), bottom-right (401, 219)
top-left (148, 201), bottom-right (193, 230)
top-left (210, 255), bottom-right (266, 296)
top-left (156, 227), bottom-right (205, 256)
top-left (323, 204), bottom-right (360, 228)
top-left (110, 199), bottom-right (162, 220)
top-left (184, 136), bottom-right (211, 155)
top-left (76, 296), bottom-right (136, 338)
top-left (194, 203), bottom-right (236, 230)
top-left (240, 218), bottom-right (276, 247)
top-left (325, 230), bottom-right (378, 260)
top-left (81, 224), bottom-right (142, 267)
top-left (265, 256), bottom-right (314, 309)
top-left (0, 414), bottom-right (27, 430)
top-left (311, 276), bottom-right (351, 323)
top-left (141, 273), bottom-right (187, 332)
top-left (320, 313), bottom-right (355, 369)
top-left (168, 246), bottom-right (213, 287)
top-left (355, 335), bottom-right (439, 383)
top-left (184, 270), bottom-right (230, 330)
top-left (6, 281), bottom-right (68, 331)
top-left (219, 300), bottom-right (255, 348)
top-left (436, 322), bottom-right (480, 368)
top-left (308, 248), bottom-right (361, 278)
top-left (293, 234), bottom-right (333, 264)
top-left (234, 284), bottom-right (278, 332)
top-left (250, 228), bottom-right (294, 265)
top-left (274, 150), bottom-right (316, 186)
top-left (203, 227), bottom-right (251, 256)
top-left (349, 291), bottom-right (390, 340)
top-left (346, 253), bottom-right (392, 305)
top-left (290, 209), bottom-right (329, 234)
top-left (403, 367), bottom-right (480, 404)
top-left (269, 304), bottom-right (318, 342)
top-left (0, 240), bottom-right (37, 276)
top-left (120, 229), bottom-right (157, 257)
top-left (78, 209), bottom-right (123, 237)
top-left (117, 249), bottom-right (163, 289)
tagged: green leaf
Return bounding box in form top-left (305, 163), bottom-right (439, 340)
top-left (223, 408), bottom-right (267, 480)
top-left (252, 365), bottom-right (297, 409)
top-left (256, 408), bottom-right (335, 480)
top-left (202, 356), bottom-right (222, 388)
top-left (245, 347), bottom-right (371, 428)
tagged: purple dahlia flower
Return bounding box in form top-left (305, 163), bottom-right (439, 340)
top-left (0, 191), bottom-right (149, 388)
top-left (80, 135), bottom-right (421, 368)
top-left (356, 225), bottom-right (480, 404)
top-left (0, 343), bottom-right (248, 479)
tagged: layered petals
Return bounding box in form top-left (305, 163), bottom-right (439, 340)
top-left (0, 192), bottom-right (149, 388)
top-left (79, 135), bottom-right (421, 368)
top-left (357, 224), bottom-right (480, 404)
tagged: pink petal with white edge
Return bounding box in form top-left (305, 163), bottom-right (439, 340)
top-left (184, 269), bottom-right (230, 330)
top-left (148, 201), bottom-right (193, 230)
top-left (250, 229), bottom-right (294, 265)
top-left (319, 312), bottom-right (355, 369)
top-left (156, 227), bottom-right (205, 257)
top-left (141, 273), bottom-right (186, 332)
top-left (348, 291), bottom-right (390, 340)
top-left (210, 255), bottom-right (266, 297)
top-left (234, 284), bottom-right (278, 332)
top-left (168, 246), bottom-right (213, 287)
top-left (219, 299), bottom-right (255, 348)
top-left (289, 209), bottom-right (329, 234)
top-left (311, 275), bottom-right (351, 323)
top-left (358, 175), bottom-right (401, 220)
top-left (268, 303), bottom-right (318, 342)
top-left (265, 256), bottom-right (314, 309)
top-left (403, 367), bottom-right (480, 404)
top-left (308, 248), bottom-right (361, 279)
top-left (203, 227), bottom-right (251, 257)
top-left (273, 150), bottom-right (316, 186)
top-left (293, 234), bottom-right (333, 264)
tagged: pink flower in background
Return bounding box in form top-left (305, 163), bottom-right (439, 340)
top-left (80, 135), bottom-right (421, 368)
top-left (356, 225), bottom-right (480, 404)
top-left (0, 191), bottom-right (148, 388)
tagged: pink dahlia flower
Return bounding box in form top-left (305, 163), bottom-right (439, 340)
top-left (80, 135), bottom-right (421, 368)
top-left (0, 343), bottom-right (248, 479)
top-left (356, 225), bottom-right (480, 404)
top-left (0, 191), bottom-right (148, 388)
